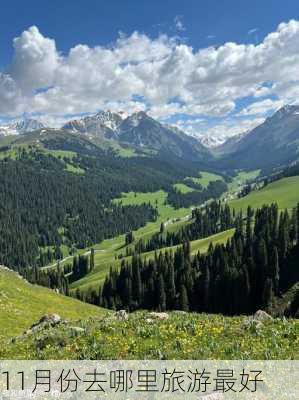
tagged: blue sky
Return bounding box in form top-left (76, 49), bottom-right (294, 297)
top-left (1, 0), bottom-right (299, 141)
top-left (1, 0), bottom-right (298, 62)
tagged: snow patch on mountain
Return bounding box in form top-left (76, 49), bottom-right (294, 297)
top-left (62, 110), bottom-right (124, 138)
top-left (0, 119), bottom-right (45, 136)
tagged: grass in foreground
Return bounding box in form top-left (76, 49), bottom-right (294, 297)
top-left (1, 311), bottom-right (298, 360)
top-left (0, 268), bottom-right (105, 339)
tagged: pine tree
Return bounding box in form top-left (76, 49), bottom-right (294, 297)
top-left (125, 231), bottom-right (134, 246)
top-left (157, 275), bottom-right (166, 311)
top-left (90, 248), bottom-right (95, 271)
top-left (278, 211), bottom-right (290, 259)
top-left (262, 278), bottom-right (274, 310)
top-left (166, 263), bottom-right (176, 309)
top-left (270, 246), bottom-right (280, 294)
top-left (203, 264), bottom-right (210, 311)
top-left (124, 277), bottom-right (132, 310)
top-left (246, 206), bottom-right (253, 243)
top-left (178, 284), bottom-right (189, 311)
top-left (132, 255), bottom-right (142, 307)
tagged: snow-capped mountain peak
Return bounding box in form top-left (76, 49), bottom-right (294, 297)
top-left (266, 104), bottom-right (299, 122)
top-left (62, 110), bottom-right (124, 138)
top-left (15, 119), bottom-right (45, 133)
top-left (93, 110), bottom-right (124, 130)
top-left (122, 111), bottom-right (149, 128)
top-left (0, 119), bottom-right (45, 136)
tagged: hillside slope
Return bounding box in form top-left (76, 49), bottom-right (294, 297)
top-left (229, 175), bottom-right (299, 211)
top-left (0, 267), bottom-right (106, 339)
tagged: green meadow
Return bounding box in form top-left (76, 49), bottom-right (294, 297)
top-left (229, 175), bottom-right (299, 211)
top-left (189, 171), bottom-right (224, 187)
top-left (173, 182), bottom-right (195, 193)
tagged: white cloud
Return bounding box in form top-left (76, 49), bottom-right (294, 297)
top-left (201, 117), bottom-right (265, 138)
top-left (253, 85), bottom-right (273, 98)
top-left (238, 99), bottom-right (284, 116)
top-left (175, 117), bottom-right (265, 146)
top-left (1, 19), bottom-right (299, 142)
top-left (0, 73), bottom-right (24, 116)
top-left (10, 26), bottom-right (59, 92)
top-left (36, 113), bottom-right (74, 128)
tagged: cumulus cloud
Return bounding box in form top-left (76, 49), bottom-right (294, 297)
top-left (10, 26), bottom-right (59, 92)
top-left (1, 20), bottom-right (299, 141)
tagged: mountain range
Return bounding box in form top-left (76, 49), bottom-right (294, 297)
top-left (0, 110), bottom-right (211, 162)
top-left (63, 110), bottom-right (211, 161)
top-left (0, 118), bottom-right (45, 136)
top-left (1, 105), bottom-right (299, 169)
top-left (0, 111), bottom-right (236, 148)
